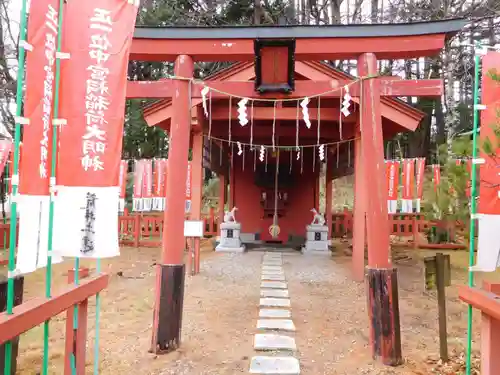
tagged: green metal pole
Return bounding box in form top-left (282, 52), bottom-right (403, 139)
top-left (41, 0), bottom-right (65, 373)
top-left (465, 45), bottom-right (481, 375)
top-left (4, 0), bottom-right (29, 372)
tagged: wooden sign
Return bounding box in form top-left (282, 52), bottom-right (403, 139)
top-left (424, 254), bottom-right (451, 290)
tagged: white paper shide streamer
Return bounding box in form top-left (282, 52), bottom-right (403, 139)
top-left (259, 145), bottom-right (265, 162)
top-left (341, 85), bottom-right (352, 117)
top-left (319, 144), bottom-right (325, 161)
top-left (237, 98), bottom-right (249, 126)
top-left (301, 97), bottom-right (311, 129)
top-left (201, 86), bottom-right (210, 117)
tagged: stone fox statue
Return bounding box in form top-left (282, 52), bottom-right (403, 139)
top-left (310, 208), bottom-right (325, 226)
top-left (224, 207), bottom-right (238, 223)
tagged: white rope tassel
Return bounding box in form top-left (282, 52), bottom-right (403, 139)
top-left (201, 86), bottom-right (210, 117)
top-left (237, 141), bottom-right (243, 156)
top-left (301, 97), bottom-right (311, 129)
top-left (237, 98), bottom-right (249, 126)
top-left (296, 147), bottom-right (300, 161)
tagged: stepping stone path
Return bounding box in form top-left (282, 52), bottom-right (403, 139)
top-left (261, 281), bottom-right (287, 289)
top-left (249, 251), bottom-right (300, 374)
top-left (261, 289), bottom-right (289, 298)
top-left (261, 274), bottom-right (286, 281)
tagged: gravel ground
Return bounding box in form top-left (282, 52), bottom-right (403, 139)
top-left (12, 245), bottom-right (481, 374)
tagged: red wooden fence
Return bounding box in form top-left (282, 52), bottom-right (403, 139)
top-left (116, 209), bottom-right (465, 250)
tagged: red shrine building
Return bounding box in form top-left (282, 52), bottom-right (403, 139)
top-left (139, 61), bottom-right (426, 244)
top-left (126, 20), bottom-right (465, 363)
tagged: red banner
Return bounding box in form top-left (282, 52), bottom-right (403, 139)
top-left (415, 158), bottom-right (426, 199)
top-left (133, 160), bottom-right (144, 199)
top-left (154, 159), bottom-right (167, 197)
top-left (479, 52), bottom-right (500, 215)
top-left (119, 160), bottom-right (127, 199)
top-left (432, 164), bottom-right (441, 191)
top-left (57, 2), bottom-right (138, 187)
top-left (142, 159), bottom-right (153, 199)
top-left (402, 159), bottom-right (415, 199)
top-left (19, 1), bottom-right (59, 195)
top-left (386, 160), bottom-right (399, 200)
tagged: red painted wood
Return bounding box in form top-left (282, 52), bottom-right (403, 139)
top-left (64, 268), bottom-right (90, 375)
top-left (260, 46), bottom-right (290, 84)
top-left (358, 53), bottom-right (391, 268)
top-left (130, 34), bottom-right (446, 62)
top-left (218, 173), bottom-right (226, 232)
top-left (191, 128), bottom-right (204, 275)
top-left (161, 55), bottom-right (194, 265)
top-left (127, 79), bottom-right (443, 100)
top-left (352, 136), bottom-right (366, 281)
top-left (325, 157), bottom-right (333, 235)
top-left (0, 275), bottom-right (109, 345)
top-left (480, 282), bottom-right (500, 375)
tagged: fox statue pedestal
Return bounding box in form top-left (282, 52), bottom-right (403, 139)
top-left (215, 207), bottom-right (246, 253)
top-left (302, 208), bottom-right (330, 253)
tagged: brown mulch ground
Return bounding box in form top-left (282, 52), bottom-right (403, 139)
top-left (1, 240), bottom-right (487, 374)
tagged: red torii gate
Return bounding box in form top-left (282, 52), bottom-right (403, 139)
top-left (128, 19), bottom-right (465, 365)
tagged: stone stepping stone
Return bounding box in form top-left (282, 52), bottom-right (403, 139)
top-left (261, 269), bottom-right (284, 276)
top-left (262, 261), bottom-right (282, 266)
top-left (261, 289), bottom-right (289, 298)
top-left (257, 319), bottom-right (296, 331)
top-left (262, 266), bottom-right (283, 271)
top-left (249, 356), bottom-right (300, 374)
top-left (259, 309), bottom-right (291, 318)
top-left (261, 274), bottom-right (286, 281)
top-left (263, 256), bottom-right (282, 261)
top-left (260, 298), bottom-right (291, 307)
top-left (254, 334), bottom-right (296, 351)
top-left (261, 281), bottom-right (287, 289)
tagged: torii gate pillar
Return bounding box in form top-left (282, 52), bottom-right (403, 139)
top-left (151, 54), bottom-right (194, 354)
top-left (358, 53), bottom-right (402, 365)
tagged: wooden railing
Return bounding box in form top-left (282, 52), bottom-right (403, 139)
top-left (118, 208), bottom-right (219, 248)
top-left (117, 209), bottom-right (465, 250)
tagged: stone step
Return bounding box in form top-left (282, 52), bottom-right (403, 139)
top-left (259, 309), bottom-right (291, 318)
top-left (261, 289), bottom-right (289, 298)
top-left (261, 281), bottom-right (287, 289)
top-left (254, 334), bottom-right (297, 351)
top-left (249, 356), bottom-right (300, 374)
top-left (257, 319), bottom-right (296, 331)
top-left (261, 274), bottom-right (286, 281)
top-left (262, 261), bottom-right (283, 266)
top-left (260, 298), bottom-right (291, 308)
top-left (262, 266), bottom-right (283, 272)
top-left (261, 269), bottom-right (284, 276)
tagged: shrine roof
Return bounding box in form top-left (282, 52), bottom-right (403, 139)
top-left (134, 18), bottom-right (465, 40)
top-left (142, 61), bottom-right (426, 135)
